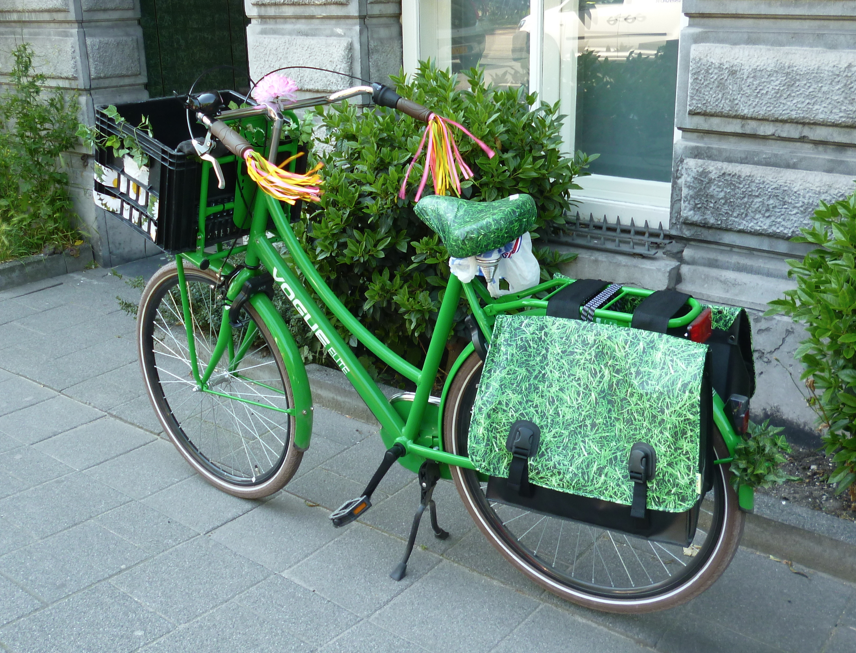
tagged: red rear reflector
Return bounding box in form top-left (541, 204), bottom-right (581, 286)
top-left (687, 307), bottom-right (712, 343)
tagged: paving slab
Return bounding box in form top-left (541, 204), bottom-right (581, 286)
top-left (234, 574), bottom-right (360, 648)
top-left (0, 575), bottom-right (43, 627)
top-left (494, 604), bottom-right (651, 653)
top-left (110, 536), bottom-right (270, 626)
top-left (95, 502), bottom-right (197, 556)
top-left (61, 361), bottom-right (146, 412)
top-left (358, 477), bottom-right (478, 555)
top-left (0, 582), bottom-right (173, 653)
top-left (34, 415), bottom-right (154, 471)
top-left (142, 475), bottom-right (259, 534)
top-left (0, 395), bottom-right (103, 445)
top-left (319, 620), bottom-right (431, 653)
top-left (84, 438), bottom-right (194, 500)
top-left (0, 473), bottom-right (128, 540)
top-left (0, 377), bottom-right (55, 418)
top-left (138, 601), bottom-right (313, 653)
top-left (0, 514), bottom-right (36, 557)
top-left (211, 491), bottom-right (346, 573)
top-left (321, 434), bottom-right (415, 494)
top-left (285, 465), bottom-right (390, 512)
top-left (682, 549), bottom-right (854, 653)
top-left (441, 525), bottom-right (547, 598)
top-left (371, 561), bottom-right (541, 653)
top-left (0, 432), bottom-right (17, 453)
top-left (656, 616), bottom-right (783, 653)
top-left (107, 393), bottom-right (164, 435)
top-left (291, 433), bottom-right (351, 480)
top-left (0, 444), bottom-right (75, 490)
top-left (0, 300), bottom-right (39, 327)
top-left (0, 521), bottom-right (146, 603)
top-left (285, 523), bottom-right (441, 618)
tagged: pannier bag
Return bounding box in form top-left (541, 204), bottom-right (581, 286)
top-left (468, 313), bottom-right (712, 547)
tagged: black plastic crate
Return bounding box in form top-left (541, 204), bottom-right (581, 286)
top-left (92, 93), bottom-right (302, 253)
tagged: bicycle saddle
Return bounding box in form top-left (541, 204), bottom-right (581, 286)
top-left (414, 194), bottom-right (537, 259)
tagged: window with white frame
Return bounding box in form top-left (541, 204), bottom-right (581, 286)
top-left (402, 0), bottom-right (684, 228)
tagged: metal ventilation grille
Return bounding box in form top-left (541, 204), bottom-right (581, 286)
top-left (560, 213), bottom-right (673, 256)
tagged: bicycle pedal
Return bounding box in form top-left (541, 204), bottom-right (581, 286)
top-left (330, 495), bottom-right (371, 528)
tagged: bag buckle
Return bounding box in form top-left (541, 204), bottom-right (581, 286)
top-left (628, 443), bottom-right (657, 519)
top-left (505, 421), bottom-right (541, 497)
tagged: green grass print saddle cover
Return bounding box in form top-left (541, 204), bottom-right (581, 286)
top-left (468, 314), bottom-right (709, 512)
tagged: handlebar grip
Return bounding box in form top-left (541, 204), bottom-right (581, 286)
top-left (207, 120), bottom-right (254, 159)
top-left (395, 98), bottom-right (433, 123)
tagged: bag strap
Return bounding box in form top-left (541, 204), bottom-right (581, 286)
top-left (630, 289), bottom-right (690, 333)
top-left (506, 421), bottom-right (540, 497)
top-left (547, 279), bottom-right (608, 320)
top-left (628, 443), bottom-right (657, 519)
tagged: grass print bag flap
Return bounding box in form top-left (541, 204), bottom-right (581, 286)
top-left (468, 314), bottom-right (712, 546)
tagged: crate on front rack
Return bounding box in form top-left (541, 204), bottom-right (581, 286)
top-left (92, 93), bottom-right (303, 253)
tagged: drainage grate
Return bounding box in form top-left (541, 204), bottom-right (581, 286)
top-left (559, 213), bottom-right (672, 257)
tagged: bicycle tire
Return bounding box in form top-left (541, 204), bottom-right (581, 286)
top-left (137, 262), bottom-right (302, 499)
top-left (443, 352), bottom-right (744, 613)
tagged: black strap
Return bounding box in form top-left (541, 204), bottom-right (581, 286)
top-left (547, 279), bottom-right (608, 320)
top-left (628, 443), bottom-right (657, 519)
top-left (506, 421), bottom-right (540, 497)
top-left (630, 290), bottom-right (690, 333)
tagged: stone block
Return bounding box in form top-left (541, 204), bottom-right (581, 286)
top-left (85, 36), bottom-right (142, 79)
top-left (0, 33), bottom-right (78, 80)
top-left (683, 0), bottom-right (856, 18)
top-left (679, 159), bottom-right (854, 239)
top-left (0, 0), bottom-right (69, 12)
top-left (250, 0), bottom-right (348, 4)
top-left (688, 44), bottom-right (856, 129)
top-left (81, 0), bottom-right (135, 10)
top-left (247, 30), bottom-right (352, 92)
top-left (555, 246), bottom-right (680, 291)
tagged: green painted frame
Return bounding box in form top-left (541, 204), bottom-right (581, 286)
top-left (166, 142), bottom-right (752, 509)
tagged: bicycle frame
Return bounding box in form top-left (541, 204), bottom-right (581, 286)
top-left (170, 122), bottom-right (747, 504)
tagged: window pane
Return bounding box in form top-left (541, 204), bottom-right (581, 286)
top-left (573, 0), bottom-right (681, 181)
top-left (418, 0), bottom-right (530, 90)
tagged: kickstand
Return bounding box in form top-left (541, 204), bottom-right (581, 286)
top-left (390, 461), bottom-right (449, 581)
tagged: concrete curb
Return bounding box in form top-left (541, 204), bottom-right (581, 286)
top-left (304, 364), bottom-right (856, 584)
top-left (0, 244), bottom-right (94, 291)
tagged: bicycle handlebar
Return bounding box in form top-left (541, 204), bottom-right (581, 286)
top-left (206, 118), bottom-right (254, 159)
top-left (196, 82), bottom-right (432, 159)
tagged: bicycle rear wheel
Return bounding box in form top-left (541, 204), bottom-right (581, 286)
top-left (137, 262), bottom-right (302, 498)
top-left (443, 352), bottom-right (744, 613)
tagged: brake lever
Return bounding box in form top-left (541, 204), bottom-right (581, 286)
top-left (191, 119), bottom-right (226, 189)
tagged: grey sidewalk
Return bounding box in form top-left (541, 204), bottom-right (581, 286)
top-left (0, 263), bottom-right (854, 653)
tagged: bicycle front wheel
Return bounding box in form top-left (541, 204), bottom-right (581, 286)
top-left (137, 262), bottom-right (302, 499)
top-left (443, 352), bottom-right (744, 613)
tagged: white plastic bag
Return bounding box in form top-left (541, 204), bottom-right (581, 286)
top-left (486, 232), bottom-right (540, 298)
top-left (448, 232), bottom-right (541, 297)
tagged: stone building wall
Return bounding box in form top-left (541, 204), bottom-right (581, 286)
top-left (244, 0), bottom-right (402, 92)
top-left (670, 0), bottom-right (856, 435)
top-left (0, 0), bottom-right (155, 265)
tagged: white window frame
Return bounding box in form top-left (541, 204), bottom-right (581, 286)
top-left (401, 0), bottom-right (680, 229)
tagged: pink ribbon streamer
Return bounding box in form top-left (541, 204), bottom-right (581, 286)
top-left (399, 114), bottom-right (496, 202)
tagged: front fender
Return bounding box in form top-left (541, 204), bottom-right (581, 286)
top-left (249, 292), bottom-right (313, 451)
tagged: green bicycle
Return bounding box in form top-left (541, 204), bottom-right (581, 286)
top-left (124, 82), bottom-right (749, 613)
